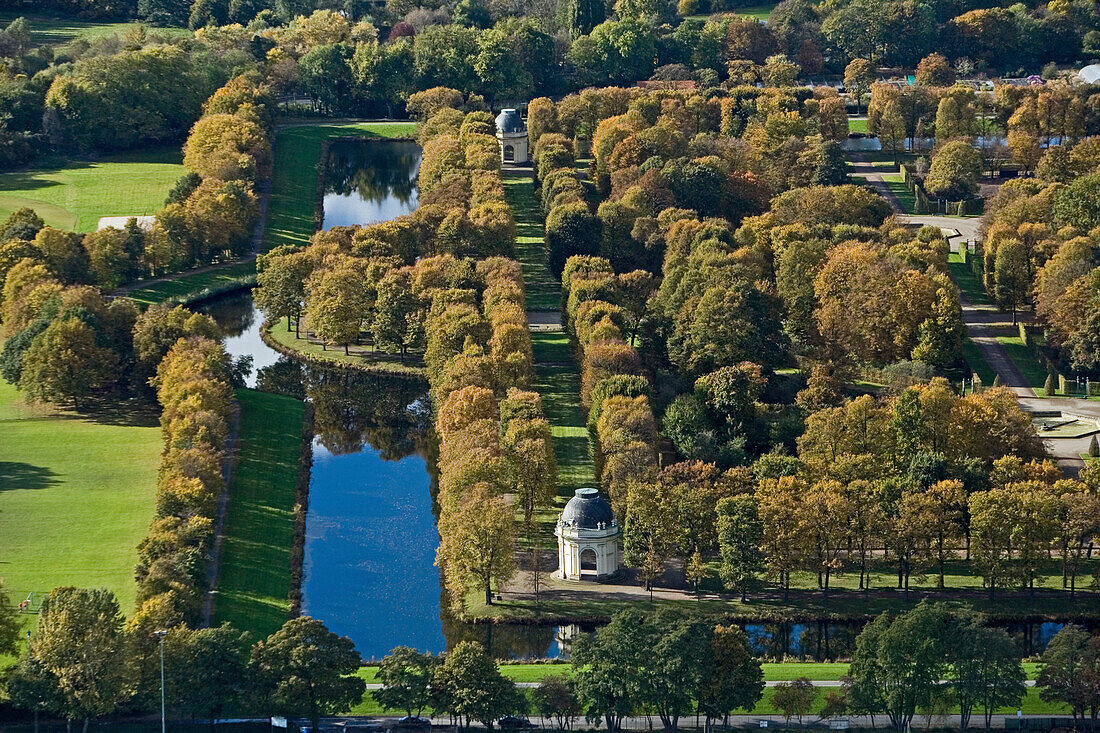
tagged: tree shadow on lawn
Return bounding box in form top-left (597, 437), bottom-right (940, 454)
top-left (43, 395), bottom-right (160, 429)
top-left (0, 461), bottom-right (60, 491)
top-left (0, 160), bottom-right (96, 193)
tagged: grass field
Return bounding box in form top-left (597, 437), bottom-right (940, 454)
top-left (0, 12), bottom-right (188, 47)
top-left (264, 121), bottom-right (417, 252)
top-left (0, 380), bottom-right (160, 616)
top-left (123, 261), bottom-right (257, 306)
top-left (0, 147), bottom-right (184, 233)
top-left (212, 389), bottom-right (305, 639)
top-left (503, 172), bottom-right (559, 311)
top-left (848, 117), bottom-right (868, 134)
top-left (960, 336), bottom-right (996, 386)
top-left (688, 3), bottom-right (775, 20)
top-left (354, 660), bottom-right (1042, 684)
top-left (465, 550), bottom-right (1096, 622)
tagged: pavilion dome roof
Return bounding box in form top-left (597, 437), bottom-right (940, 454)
top-left (561, 488), bottom-right (615, 529)
top-left (495, 108), bottom-right (525, 135)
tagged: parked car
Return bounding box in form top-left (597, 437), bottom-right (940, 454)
top-left (497, 716), bottom-right (531, 729)
top-left (395, 717), bottom-right (431, 730)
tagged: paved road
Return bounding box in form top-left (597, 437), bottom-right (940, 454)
top-left (901, 214), bottom-right (981, 243)
top-left (360, 680), bottom-right (1041, 690)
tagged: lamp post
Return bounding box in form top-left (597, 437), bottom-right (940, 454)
top-left (154, 630), bottom-right (168, 733)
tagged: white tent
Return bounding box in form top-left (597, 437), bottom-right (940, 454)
top-left (1079, 64), bottom-right (1100, 84)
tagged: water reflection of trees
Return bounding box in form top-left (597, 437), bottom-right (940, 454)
top-left (324, 140), bottom-right (420, 207)
top-left (441, 612), bottom-right (559, 660)
top-left (306, 367), bottom-right (430, 459)
top-left (255, 357), bottom-right (430, 458)
top-left (197, 294), bottom-right (256, 338)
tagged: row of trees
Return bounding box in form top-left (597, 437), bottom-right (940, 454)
top-left (980, 174), bottom-right (1100, 371)
top-left (418, 95), bottom-right (553, 609)
top-left (1, 584), bottom-right (364, 733)
top-left (846, 604), bottom-right (1100, 732)
top-left (134, 334), bottom-right (239, 625)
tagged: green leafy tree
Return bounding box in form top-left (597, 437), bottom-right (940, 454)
top-left (772, 678), bottom-right (817, 726)
top-left (305, 258), bottom-right (371, 354)
top-left (698, 625), bottom-right (765, 726)
top-left (948, 617), bottom-right (1025, 731)
top-left (298, 43), bottom-right (356, 115)
top-left (373, 646), bottom-right (436, 717)
top-left (571, 610), bottom-right (649, 731)
top-left (166, 624), bottom-right (252, 731)
top-left (546, 202), bottom-right (601, 279)
top-left (1037, 625), bottom-right (1100, 730)
top-left (432, 641), bottom-right (519, 729)
top-left (992, 238), bottom-right (1029, 325)
top-left (532, 675), bottom-right (580, 730)
top-left (716, 495), bottom-right (765, 601)
top-left (648, 616), bottom-right (712, 730)
top-left (844, 59), bottom-right (874, 114)
top-left (0, 581), bottom-right (20, 657)
top-left (372, 268), bottom-right (425, 359)
top-left (845, 602), bottom-right (952, 733)
top-left (249, 616), bottom-right (365, 732)
top-left (19, 317), bottom-right (119, 408)
top-left (27, 587), bottom-right (126, 733)
top-left (923, 140), bottom-right (981, 200)
top-left (0, 207), bottom-right (44, 242)
top-left (5, 656), bottom-right (64, 733)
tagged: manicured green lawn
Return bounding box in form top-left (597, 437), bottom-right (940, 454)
top-left (0, 12), bottom-right (188, 46)
top-left (0, 147), bottom-right (185, 233)
top-left (0, 380), bottom-right (160, 616)
top-left (881, 173), bottom-right (915, 214)
top-left (848, 117), bottom-right (868, 134)
top-left (264, 121), bottom-right (417, 252)
top-left (531, 335), bottom-right (594, 501)
top-left (960, 335), bottom-right (996, 386)
top-left (466, 570), bottom-right (1097, 623)
top-left (688, 3), bottom-right (775, 20)
top-left (123, 261), bottom-right (258, 306)
top-left (264, 320), bottom-right (426, 378)
top-left (502, 172), bottom-right (559, 312)
top-left (947, 253), bottom-right (994, 307)
top-left (212, 389), bottom-right (305, 639)
top-left (997, 333), bottom-right (1051, 395)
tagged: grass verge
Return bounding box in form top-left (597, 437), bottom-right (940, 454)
top-left (123, 261), bottom-right (257, 307)
top-left (996, 334), bottom-right (1051, 395)
top-left (0, 146), bottom-right (184, 232)
top-left (947, 253), bottom-right (995, 307)
top-left (0, 380), bottom-right (160, 615)
top-left (959, 335), bottom-right (996, 386)
top-left (881, 173), bottom-right (915, 213)
top-left (212, 389), bottom-right (305, 639)
top-left (265, 121), bottom-right (417, 252)
top-left (502, 171), bottom-right (559, 311)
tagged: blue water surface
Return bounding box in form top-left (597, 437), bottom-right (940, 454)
top-left (302, 438), bottom-right (445, 661)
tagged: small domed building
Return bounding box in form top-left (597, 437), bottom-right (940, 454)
top-left (555, 488), bottom-right (620, 581)
top-left (494, 108), bottom-right (529, 165)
